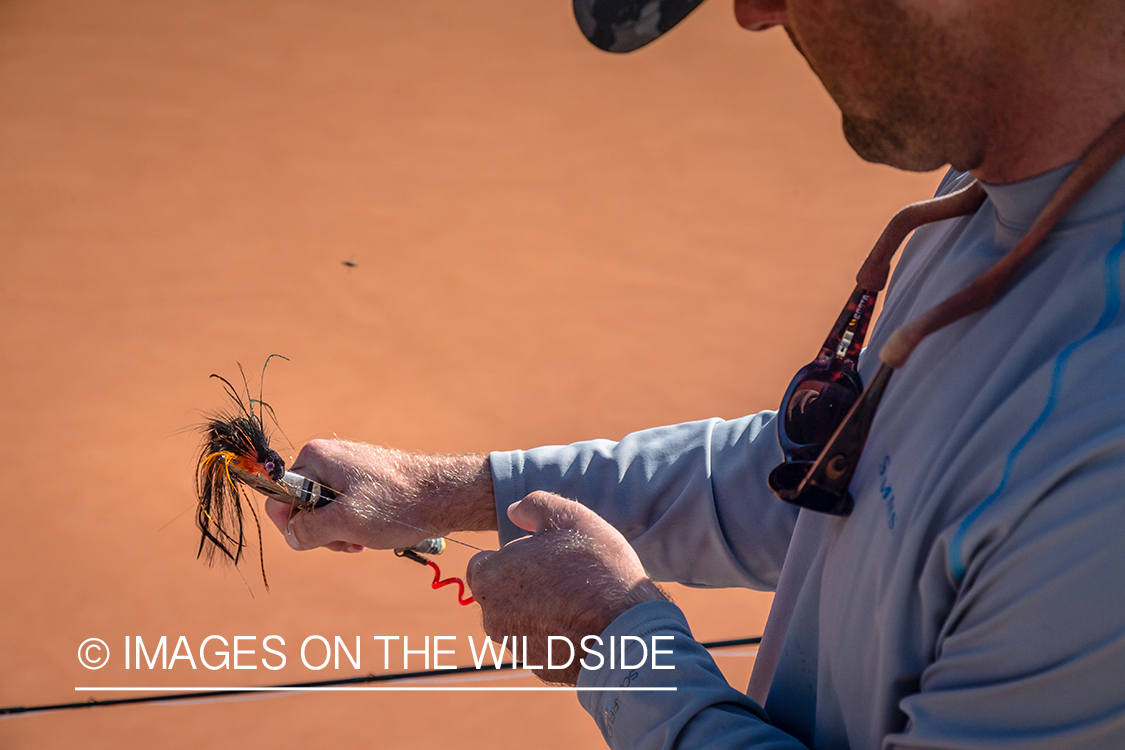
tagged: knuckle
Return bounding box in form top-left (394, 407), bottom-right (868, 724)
top-left (300, 439), bottom-right (333, 461)
top-left (289, 515), bottom-right (323, 550)
top-left (288, 522), bottom-right (309, 549)
top-left (469, 558), bottom-right (495, 592)
top-left (479, 608), bottom-right (504, 637)
top-left (524, 490), bottom-right (558, 506)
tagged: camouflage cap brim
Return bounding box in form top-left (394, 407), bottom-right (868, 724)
top-left (574, 0), bottom-right (708, 53)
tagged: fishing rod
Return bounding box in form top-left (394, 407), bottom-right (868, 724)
top-left (1, 367), bottom-right (756, 723)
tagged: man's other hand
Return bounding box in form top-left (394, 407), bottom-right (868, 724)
top-left (466, 491), bottom-right (666, 686)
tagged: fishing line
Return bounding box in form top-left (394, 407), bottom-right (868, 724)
top-left (326, 490), bottom-right (484, 553)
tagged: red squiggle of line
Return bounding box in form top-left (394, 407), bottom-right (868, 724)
top-left (425, 560), bottom-right (475, 606)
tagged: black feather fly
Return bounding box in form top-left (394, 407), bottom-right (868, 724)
top-left (195, 357), bottom-right (288, 590)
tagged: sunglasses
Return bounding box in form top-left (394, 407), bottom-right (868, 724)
top-left (768, 285), bottom-right (886, 515)
top-left (767, 114), bottom-right (1125, 515)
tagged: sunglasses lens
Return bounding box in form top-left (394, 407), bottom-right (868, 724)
top-left (767, 460), bottom-right (813, 495)
top-left (782, 373), bottom-right (862, 448)
top-left (768, 458), bottom-right (855, 516)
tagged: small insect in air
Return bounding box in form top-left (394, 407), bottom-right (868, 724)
top-left (194, 356), bottom-right (290, 591)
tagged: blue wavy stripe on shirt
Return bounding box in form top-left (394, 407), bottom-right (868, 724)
top-left (949, 227), bottom-right (1125, 583)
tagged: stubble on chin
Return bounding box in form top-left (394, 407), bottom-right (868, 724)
top-left (784, 3), bottom-right (986, 174)
top-left (841, 112), bottom-right (951, 172)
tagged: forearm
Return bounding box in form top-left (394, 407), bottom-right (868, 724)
top-left (387, 449), bottom-right (498, 536)
top-left (268, 440), bottom-right (498, 551)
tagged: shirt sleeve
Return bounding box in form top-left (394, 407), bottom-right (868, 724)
top-left (577, 600), bottom-right (810, 749)
top-left (489, 413), bottom-right (800, 590)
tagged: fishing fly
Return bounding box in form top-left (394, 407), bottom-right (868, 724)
top-left (193, 357), bottom-right (475, 604)
top-left (194, 358), bottom-right (287, 591)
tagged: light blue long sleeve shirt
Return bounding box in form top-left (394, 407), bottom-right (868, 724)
top-left (490, 157), bottom-right (1125, 749)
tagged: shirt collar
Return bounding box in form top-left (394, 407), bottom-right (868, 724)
top-left (981, 152), bottom-right (1125, 232)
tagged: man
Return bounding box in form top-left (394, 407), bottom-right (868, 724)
top-left (266, 1), bottom-right (1125, 747)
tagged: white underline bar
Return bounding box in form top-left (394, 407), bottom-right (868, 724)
top-left (75, 686), bottom-right (677, 693)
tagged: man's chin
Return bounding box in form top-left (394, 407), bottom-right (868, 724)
top-left (841, 114), bottom-right (948, 173)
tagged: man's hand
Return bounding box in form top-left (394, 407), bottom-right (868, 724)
top-left (263, 439), bottom-right (497, 553)
top-left (466, 491), bottom-right (667, 686)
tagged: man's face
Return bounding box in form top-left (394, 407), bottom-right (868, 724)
top-left (736, 0), bottom-right (990, 173)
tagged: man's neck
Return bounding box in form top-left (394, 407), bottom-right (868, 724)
top-left (970, 96), bottom-right (1125, 186)
top-left (966, 7), bottom-right (1125, 184)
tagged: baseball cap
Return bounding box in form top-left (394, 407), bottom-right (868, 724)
top-left (574, 0), bottom-right (708, 52)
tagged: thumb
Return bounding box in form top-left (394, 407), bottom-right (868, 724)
top-left (507, 491), bottom-right (593, 534)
